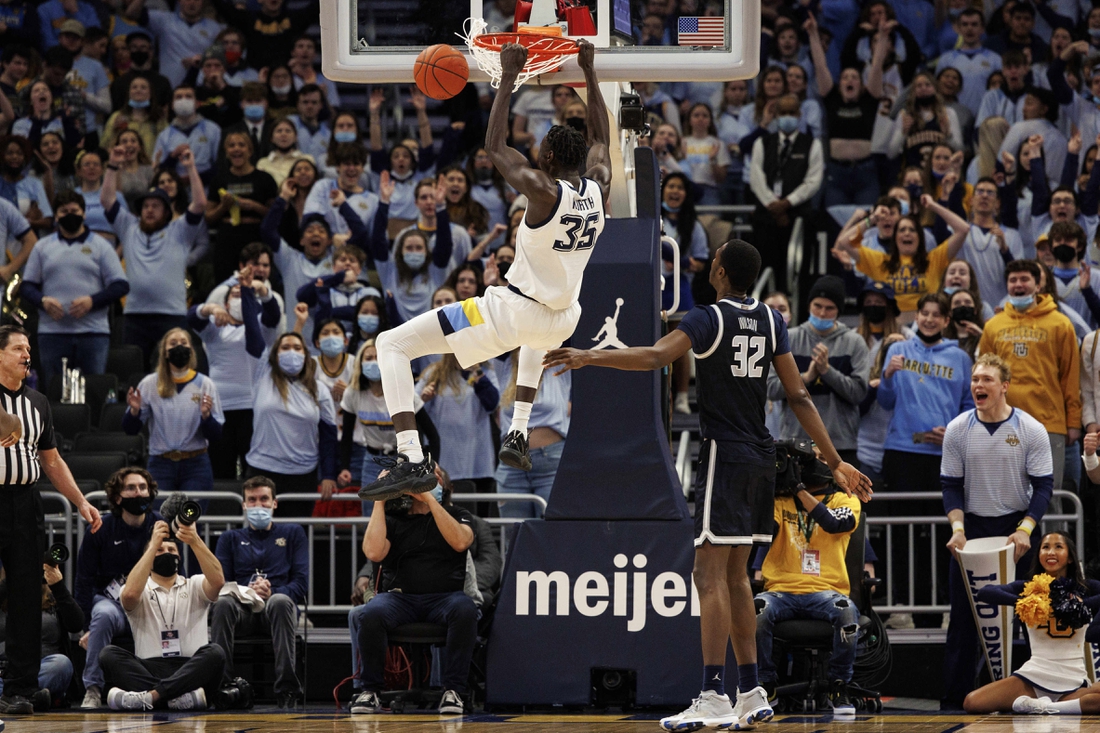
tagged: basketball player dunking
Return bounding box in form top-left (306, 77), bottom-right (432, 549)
top-left (545, 241), bottom-right (872, 731)
top-left (361, 39), bottom-right (611, 501)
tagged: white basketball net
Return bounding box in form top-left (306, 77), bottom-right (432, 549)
top-left (459, 18), bottom-right (574, 92)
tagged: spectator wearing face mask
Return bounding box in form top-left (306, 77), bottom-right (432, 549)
top-left (109, 31), bottom-right (173, 114)
top-left (211, 475), bottom-right (307, 708)
top-left (417, 355), bottom-right (500, 514)
top-left (21, 189), bottom-right (128, 387)
top-left (123, 328), bottom-right (224, 495)
top-left (941, 259), bottom-right (997, 321)
top-left (465, 147), bottom-right (514, 238)
top-left (102, 76), bottom-right (166, 169)
top-left (343, 294), bottom-right (389, 356)
top-left (979, 259), bottom-right (1081, 495)
top-left (339, 340), bottom-right (436, 497)
top-left (294, 244), bottom-right (380, 340)
top-left (368, 176), bottom-right (458, 322)
top-left (123, 0), bottom-right (224, 89)
top-left (190, 269), bottom-right (282, 481)
top-left (154, 85), bottom-right (222, 182)
top-left (300, 316), bottom-right (354, 435)
top-left (767, 276), bottom-right (869, 466)
top-left (366, 88), bottom-right (436, 224)
top-left (221, 82), bottom-right (275, 167)
top-left (943, 288), bottom-right (985, 361)
top-left (240, 285), bottom-right (338, 507)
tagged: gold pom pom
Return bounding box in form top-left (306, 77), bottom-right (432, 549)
top-left (1016, 593), bottom-right (1053, 627)
top-left (1024, 573), bottom-right (1054, 598)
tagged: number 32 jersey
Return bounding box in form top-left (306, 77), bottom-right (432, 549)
top-left (508, 178), bottom-right (605, 311)
top-left (678, 296), bottom-right (790, 458)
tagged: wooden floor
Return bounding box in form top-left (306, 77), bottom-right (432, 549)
top-left (6, 709), bottom-right (1100, 733)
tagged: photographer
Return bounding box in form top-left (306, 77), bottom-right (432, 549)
top-left (754, 442), bottom-right (862, 717)
top-left (74, 467), bottom-right (160, 709)
top-left (98, 518), bottom-right (225, 711)
top-left (349, 470), bottom-right (477, 717)
top-left (211, 476), bottom-right (307, 708)
top-left (0, 558), bottom-right (84, 710)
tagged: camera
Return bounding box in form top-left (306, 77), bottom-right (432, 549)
top-left (173, 501), bottom-right (201, 533)
top-left (44, 542), bottom-right (69, 567)
top-left (774, 439), bottom-right (833, 497)
top-left (618, 92), bottom-right (646, 133)
top-left (384, 495), bottom-right (413, 514)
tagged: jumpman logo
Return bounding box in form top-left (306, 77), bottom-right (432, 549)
top-left (711, 674), bottom-right (721, 681)
top-left (591, 298), bottom-right (628, 350)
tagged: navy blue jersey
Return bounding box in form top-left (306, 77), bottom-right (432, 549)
top-left (678, 297), bottom-right (790, 462)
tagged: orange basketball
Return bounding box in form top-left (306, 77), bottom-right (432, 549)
top-left (414, 44), bottom-right (469, 100)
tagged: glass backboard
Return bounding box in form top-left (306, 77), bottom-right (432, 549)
top-left (320, 0), bottom-right (760, 85)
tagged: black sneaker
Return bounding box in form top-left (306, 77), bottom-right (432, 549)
top-left (499, 430), bottom-right (532, 471)
top-left (358, 453), bottom-right (438, 502)
top-left (829, 679), bottom-right (855, 717)
top-left (276, 690), bottom-right (299, 709)
top-left (30, 688), bottom-right (50, 712)
top-left (0, 694), bottom-right (33, 715)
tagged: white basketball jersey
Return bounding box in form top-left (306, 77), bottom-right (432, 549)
top-left (507, 178), bottom-right (606, 311)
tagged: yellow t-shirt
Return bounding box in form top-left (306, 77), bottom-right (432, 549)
top-left (856, 242), bottom-right (951, 312)
top-left (762, 493), bottom-right (861, 596)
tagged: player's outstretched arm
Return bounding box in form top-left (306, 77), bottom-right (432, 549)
top-left (543, 331), bottom-right (693, 374)
top-left (576, 40), bottom-right (611, 198)
top-left (774, 352), bottom-right (873, 502)
top-left (486, 44), bottom-right (559, 210)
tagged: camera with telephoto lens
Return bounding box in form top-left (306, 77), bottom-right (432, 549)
top-left (774, 439), bottom-right (833, 498)
top-left (215, 676), bottom-right (253, 710)
top-left (44, 542), bottom-right (69, 567)
top-left (172, 501), bottom-right (201, 533)
top-left (384, 495), bottom-right (413, 514)
top-left (161, 492), bottom-right (202, 538)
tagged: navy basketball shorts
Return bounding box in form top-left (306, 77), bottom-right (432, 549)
top-left (693, 440), bottom-right (775, 547)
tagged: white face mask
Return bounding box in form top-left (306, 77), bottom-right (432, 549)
top-left (173, 98), bottom-right (196, 118)
top-left (272, 84), bottom-right (292, 95)
top-left (227, 298), bottom-right (242, 322)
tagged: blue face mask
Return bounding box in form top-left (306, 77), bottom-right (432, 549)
top-left (1090, 28), bottom-right (1100, 39)
top-left (129, 98), bottom-right (150, 109)
top-left (1008, 294), bottom-right (1035, 310)
top-left (246, 506), bottom-right (272, 530)
top-left (361, 360), bottom-right (381, 382)
top-left (357, 314), bottom-right (380, 333)
top-left (899, 200), bottom-right (910, 215)
top-left (403, 251), bottom-right (427, 269)
top-left (1053, 265), bottom-right (1079, 279)
top-left (244, 103), bottom-right (265, 121)
top-left (334, 130), bottom-right (357, 143)
top-left (807, 314), bottom-right (835, 331)
top-left (906, 183), bottom-right (923, 201)
top-left (430, 484), bottom-right (443, 502)
top-left (319, 335), bottom-right (345, 357)
top-left (777, 115), bottom-right (799, 134)
top-left (942, 286), bottom-right (959, 295)
top-left (277, 350), bottom-right (305, 375)
top-left (661, 202), bottom-right (681, 214)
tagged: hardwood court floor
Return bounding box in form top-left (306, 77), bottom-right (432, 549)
top-left (7, 710), bottom-right (1100, 733)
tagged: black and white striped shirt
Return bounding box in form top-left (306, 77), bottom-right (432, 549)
top-left (0, 385), bottom-right (55, 485)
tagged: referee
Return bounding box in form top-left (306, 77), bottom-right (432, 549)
top-left (939, 352), bottom-right (1053, 710)
top-left (0, 325), bottom-right (102, 716)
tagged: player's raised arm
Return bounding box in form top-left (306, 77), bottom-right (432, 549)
top-left (773, 351), bottom-right (873, 501)
top-left (543, 331), bottom-right (693, 373)
top-left (485, 44), bottom-right (559, 211)
top-left (577, 39), bottom-right (611, 198)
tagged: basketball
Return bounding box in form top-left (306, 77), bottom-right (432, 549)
top-left (414, 44), bottom-right (469, 100)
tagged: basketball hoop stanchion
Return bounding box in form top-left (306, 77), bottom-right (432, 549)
top-left (460, 18), bottom-right (579, 91)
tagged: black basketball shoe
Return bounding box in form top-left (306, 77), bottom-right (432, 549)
top-left (358, 453), bottom-right (438, 501)
top-left (499, 430), bottom-right (532, 471)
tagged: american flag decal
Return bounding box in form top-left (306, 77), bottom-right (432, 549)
top-left (677, 16), bottom-right (725, 46)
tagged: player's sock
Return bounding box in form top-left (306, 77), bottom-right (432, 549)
top-left (509, 401), bottom-right (533, 435)
top-left (702, 665), bottom-right (725, 696)
top-left (737, 663), bottom-right (758, 694)
top-left (397, 430), bottom-right (424, 463)
top-left (1045, 699), bottom-right (1082, 713)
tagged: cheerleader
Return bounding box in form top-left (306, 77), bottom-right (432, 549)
top-left (964, 532), bottom-right (1100, 714)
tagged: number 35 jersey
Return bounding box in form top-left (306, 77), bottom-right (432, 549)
top-left (678, 297), bottom-right (790, 456)
top-left (508, 178), bottom-right (605, 311)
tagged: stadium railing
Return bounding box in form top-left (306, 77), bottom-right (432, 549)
top-left (71, 491), bottom-right (543, 617)
top-left (867, 490), bottom-right (1084, 615)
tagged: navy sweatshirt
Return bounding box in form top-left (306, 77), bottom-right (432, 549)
top-left (214, 522), bottom-right (309, 603)
top-left (74, 511), bottom-right (160, 629)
